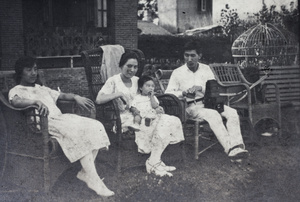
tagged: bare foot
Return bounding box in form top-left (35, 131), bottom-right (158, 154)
top-left (77, 170), bottom-right (115, 197)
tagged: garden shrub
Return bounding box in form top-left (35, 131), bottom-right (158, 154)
top-left (138, 34), bottom-right (233, 70)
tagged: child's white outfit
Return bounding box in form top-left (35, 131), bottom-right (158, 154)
top-left (131, 94), bottom-right (184, 154)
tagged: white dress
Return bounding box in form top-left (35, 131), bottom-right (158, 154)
top-left (9, 84), bottom-right (110, 163)
top-left (99, 73), bottom-right (139, 130)
top-left (131, 94), bottom-right (185, 154)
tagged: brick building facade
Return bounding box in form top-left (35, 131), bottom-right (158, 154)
top-left (0, 0), bottom-right (138, 70)
top-left (0, 0), bottom-right (25, 70)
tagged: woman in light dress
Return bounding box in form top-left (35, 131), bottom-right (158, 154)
top-left (96, 52), bottom-right (184, 177)
top-left (9, 56), bottom-right (114, 197)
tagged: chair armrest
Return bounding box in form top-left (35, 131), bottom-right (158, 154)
top-left (157, 94), bottom-right (186, 123)
top-left (57, 99), bottom-right (96, 119)
top-left (0, 92), bottom-right (62, 157)
top-left (0, 91), bottom-right (38, 111)
top-left (209, 81), bottom-right (252, 105)
top-left (57, 100), bottom-right (76, 113)
top-left (95, 99), bottom-right (121, 133)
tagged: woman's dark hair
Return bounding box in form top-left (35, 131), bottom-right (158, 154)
top-left (183, 40), bottom-right (202, 55)
top-left (138, 75), bottom-right (154, 93)
top-left (14, 56), bottom-right (41, 85)
top-left (119, 51), bottom-right (139, 67)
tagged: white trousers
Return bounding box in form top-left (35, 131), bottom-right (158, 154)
top-left (186, 102), bottom-right (245, 154)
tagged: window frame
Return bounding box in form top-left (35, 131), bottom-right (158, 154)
top-left (201, 0), bottom-right (207, 12)
top-left (198, 0), bottom-right (211, 13)
top-left (95, 0), bottom-right (108, 28)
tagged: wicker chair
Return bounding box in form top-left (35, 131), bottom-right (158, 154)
top-left (154, 69), bottom-right (219, 160)
top-left (81, 46), bottom-right (146, 172)
top-left (209, 63), bottom-right (282, 137)
top-left (0, 91), bottom-right (86, 193)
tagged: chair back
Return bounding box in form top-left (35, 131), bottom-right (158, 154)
top-left (209, 63), bottom-right (250, 85)
top-left (154, 69), bottom-right (187, 122)
top-left (0, 76), bottom-right (8, 93)
top-left (154, 69), bottom-right (173, 94)
top-left (81, 46), bottom-right (145, 100)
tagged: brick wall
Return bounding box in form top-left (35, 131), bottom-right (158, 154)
top-left (0, 0), bottom-right (24, 70)
top-left (41, 68), bottom-right (90, 98)
top-left (0, 0), bottom-right (138, 69)
top-left (112, 0), bottom-right (138, 49)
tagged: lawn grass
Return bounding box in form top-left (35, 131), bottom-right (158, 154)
top-left (1, 106), bottom-right (299, 202)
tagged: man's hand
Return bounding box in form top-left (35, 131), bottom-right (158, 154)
top-left (183, 86), bottom-right (202, 96)
top-left (188, 86), bottom-right (202, 93)
top-left (194, 85), bottom-right (202, 92)
top-left (74, 95), bottom-right (95, 111)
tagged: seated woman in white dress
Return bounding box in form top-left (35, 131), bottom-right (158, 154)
top-left (9, 56), bottom-right (114, 197)
top-left (96, 52), bottom-right (184, 177)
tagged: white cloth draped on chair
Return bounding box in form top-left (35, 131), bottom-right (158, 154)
top-left (100, 45), bottom-right (125, 82)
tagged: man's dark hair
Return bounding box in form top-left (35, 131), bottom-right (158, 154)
top-left (183, 40), bottom-right (202, 55)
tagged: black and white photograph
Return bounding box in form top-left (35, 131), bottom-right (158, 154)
top-left (0, 0), bottom-right (299, 201)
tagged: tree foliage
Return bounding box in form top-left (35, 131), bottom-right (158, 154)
top-left (219, 2), bottom-right (299, 41)
top-left (254, 1), bottom-right (299, 37)
top-left (219, 4), bottom-right (241, 37)
top-left (137, 0), bottom-right (158, 21)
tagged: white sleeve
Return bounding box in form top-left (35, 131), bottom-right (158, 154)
top-left (99, 77), bottom-right (115, 95)
top-left (165, 70), bottom-right (184, 98)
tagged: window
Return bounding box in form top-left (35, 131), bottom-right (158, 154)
top-left (198, 0), bottom-right (212, 13)
top-left (200, 0), bottom-right (206, 12)
top-left (95, 0), bottom-right (108, 28)
top-left (42, 0), bottom-right (108, 28)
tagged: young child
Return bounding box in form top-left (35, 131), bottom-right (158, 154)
top-left (130, 75), bottom-right (184, 177)
top-left (130, 76), bottom-right (164, 129)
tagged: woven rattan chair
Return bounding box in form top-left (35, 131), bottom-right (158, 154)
top-left (0, 70), bottom-right (95, 192)
top-left (155, 69), bottom-right (219, 160)
top-left (81, 46), bottom-right (146, 172)
top-left (209, 63), bottom-right (282, 137)
top-left (0, 91), bottom-right (87, 193)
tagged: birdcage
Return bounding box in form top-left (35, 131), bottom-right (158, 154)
top-left (231, 23), bottom-right (299, 68)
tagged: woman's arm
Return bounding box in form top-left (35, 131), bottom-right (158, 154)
top-left (58, 92), bottom-right (95, 111)
top-left (10, 95), bottom-right (49, 116)
top-left (95, 92), bottom-right (125, 105)
top-left (11, 95), bottom-right (37, 108)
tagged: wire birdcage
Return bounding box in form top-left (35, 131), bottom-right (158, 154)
top-left (232, 23), bottom-right (299, 68)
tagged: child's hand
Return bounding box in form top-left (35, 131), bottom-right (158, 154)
top-left (130, 106), bottom-right (141, 116)
top-left (148, 91), bottom-right (155, 97)
top-left (155, 106), bottom-right (164, 114)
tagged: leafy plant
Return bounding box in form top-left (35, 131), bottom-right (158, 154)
top-left (219, 4), bottom-right (241, 37)
top-left (253, 1), bottom-right (299, 37)
top-left (137, 0), bottom-right (158, 21)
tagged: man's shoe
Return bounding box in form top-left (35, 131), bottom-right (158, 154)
top-left (228, 147), bottom-right (249, 160)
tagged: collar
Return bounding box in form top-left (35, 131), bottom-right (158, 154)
top-left (184, 63), bottom-right (200, 73)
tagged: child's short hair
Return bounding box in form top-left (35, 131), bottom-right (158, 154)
top-left (138, 75), bottom-right (155, 92)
